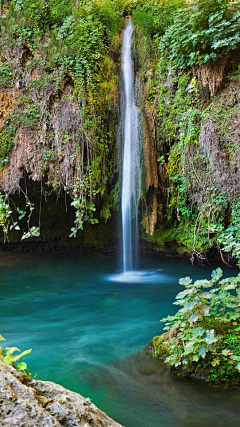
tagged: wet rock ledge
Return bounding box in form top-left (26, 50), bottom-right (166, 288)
top-left (0, 362), bottom-right (123, 427)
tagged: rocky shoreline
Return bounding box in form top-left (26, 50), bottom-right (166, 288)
top-left (0, 362), bottom-right (123, 427)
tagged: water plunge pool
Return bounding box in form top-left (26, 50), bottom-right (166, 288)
top-left (0, 251), bottom-right (240, 427)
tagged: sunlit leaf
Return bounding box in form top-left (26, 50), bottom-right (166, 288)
top-left (211, 268), bottom-right (223, 281)
top-left (205, 330), bottom-right (217, 345)
top-left (199, 346), bottom-right (207, 358)
top-left (17, 362), bottom-right (27, 371)
top-left (5, 347), bottom-right (21, 355)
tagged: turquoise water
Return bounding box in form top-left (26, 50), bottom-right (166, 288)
top-left (0, 251), bottom-right (240, 427)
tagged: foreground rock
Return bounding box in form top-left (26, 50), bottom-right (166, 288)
top-left (0, 362), bottom-right (123, 427)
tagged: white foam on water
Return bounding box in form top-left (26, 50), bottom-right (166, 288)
top-left (107, 270), bottom-right (165, 284)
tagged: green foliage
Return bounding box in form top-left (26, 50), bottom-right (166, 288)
top-left (100, 181), bottom-right (120, 221)
top-left (22, 226), bottom-right (40, 240)
top-left (0, 193), bottom-right (42, 242)
top-left (151, 190), bottom-right (240, 262)
top-left (0, 334), bottom-right (32, 374)
top-left (69, 172), bottom-right (99, 238)
top-left (161, 0), bottom-right (240, 68)
top-left (1, 0), bottom-right (124, 84)
top-left (6, 104), bottom-right (41, 130)
top-left (134, 1), bottom-right (240, 267)
top-left (146, 59), bottom-right (203, 251)
top-left (0, 195), bottom-right (13, 241)
top-left (132, 0), bottom-right (184, 38)
top-left (164, 90), bottom-right (239, 260)
top-left (0, 103), bottom-right (41, 162)
top-left (153, 268), bottom-right (240, 381)
top-left (0, 128), bottom-right (14, 165)
top-left (146, 56), bottom-right (201, 150)
top-left (53, 14), bottom-right (105, 82)
top-left (146, 42), bottom-right (240, 263)
top-left (88, 0), bottom-right (123, 41)
top-left (0, 61), bottom-right (13, 88)
top-left (29, 72), bottom-right (56, 91)
top-left (10, 0), bottom-right (71, 31)
top-left (215, 198), bottom-right (240, 266)
top-left (132, 0), bottom-right (184, 72)
top-left (169, 175), bottom-right (191, 218)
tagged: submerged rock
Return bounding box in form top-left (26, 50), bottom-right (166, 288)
top-left (0, 362), bottom-right (123, 427)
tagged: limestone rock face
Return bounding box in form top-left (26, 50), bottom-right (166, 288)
top-left (0, 362), bottom-right (123, 427)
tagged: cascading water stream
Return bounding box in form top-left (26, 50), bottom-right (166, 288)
top-left (110, 19), bottom-right (162, 283)
top-left (121, 18), bottom-right (141, 273)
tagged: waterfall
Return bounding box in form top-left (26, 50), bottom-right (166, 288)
top-left (121, 19), bottom-right (142, 273)
top-left (109, 20), bottom-right (162, 284)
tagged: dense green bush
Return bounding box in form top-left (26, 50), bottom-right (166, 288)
top-left (8, 0), bottom-right (71, 31)
top-left (1, 0), bottom-right (124, 83)
top-left (132, 0), bottom-right (184, 38)
top-left (152, 268), bottom-right (240, 381)
top-left (162, 0), bottom-right (240, 67)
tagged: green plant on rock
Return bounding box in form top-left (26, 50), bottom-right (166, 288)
top-left (100, 181), bottom-right (120, 222)
top-left (214, 198), bottom-right (240, 266)
top-left (7, 104), bottom-right (41, 130)
top-left (149, 56), bottom-right (240, 260)
top-left (0, 102), bottom-right (41, 163)
top-left (153, 268), bottom-right (240, 381)
top-left (0, 61), bottom-right (13, 88)
top-left (0, 334), bottom-right (32, 373)
top-left (0, 195), bottom-right (14, 242)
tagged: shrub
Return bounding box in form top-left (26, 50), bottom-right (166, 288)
top-left (161, 0), bottom-right (240, 67)
top-left (153, 268), bottom-right (240, 381)
top-left (132, 0), bottom-right (184, 38)
top-left (1, 0), bottom-right (123, 83)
